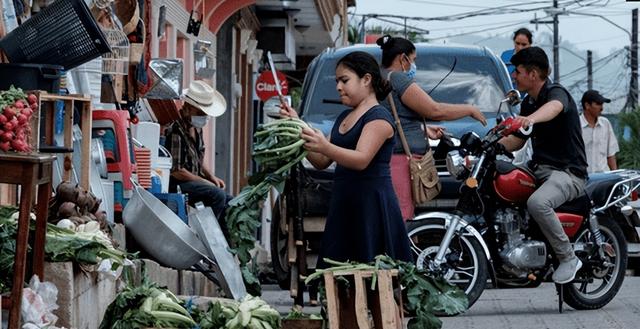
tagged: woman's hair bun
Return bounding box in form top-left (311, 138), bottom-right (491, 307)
top-left (376, 34), bottom-right (393, 49)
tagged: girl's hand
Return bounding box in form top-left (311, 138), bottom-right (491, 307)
top-left (279, 98), bottom-right (299, 119)
top-left (426, 125), bottom-right (445, 140)
top-left (469, 106), bottom-right (487, 126)
top-left (300, 127), bottom-right (329, 153)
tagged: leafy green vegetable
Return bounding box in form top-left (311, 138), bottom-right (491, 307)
top-left (284, 308), bottom-right (322, 320)
top-left (0, 205), bottom-right (128, 293)
top-left (225, 118), bottom-right (309, 295)
top-left (100, 273), bottom-right (196, 329)
top-left (0, 206), bottom-right (19, 293)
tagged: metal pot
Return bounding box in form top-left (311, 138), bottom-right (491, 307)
top-left (123, 185), bottom-right (207, 269)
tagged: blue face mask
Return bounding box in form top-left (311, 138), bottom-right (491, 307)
top-left (404, 55), bottom-right (417, 80)
top-left (190, 116), bottom-right (208, 128)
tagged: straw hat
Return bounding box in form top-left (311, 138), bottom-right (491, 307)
top-left (184, 81), bottom-right (227, 117)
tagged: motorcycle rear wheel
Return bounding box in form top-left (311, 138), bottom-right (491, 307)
top-left (406, 218), bottom-right (488, 313)
top-left (562, 216), bottom-right (628, 310)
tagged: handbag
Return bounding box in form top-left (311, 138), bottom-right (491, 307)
top-left (387, 94), bottom-right (441, 205)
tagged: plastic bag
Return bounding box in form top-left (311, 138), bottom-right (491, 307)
top-left (20, 275), bottom-right (59, 327)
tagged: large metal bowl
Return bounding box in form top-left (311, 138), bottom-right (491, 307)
top-left (123, 185), bottom-right (208, 269)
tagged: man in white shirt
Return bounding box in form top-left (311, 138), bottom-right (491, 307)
top-left (579, 90), bottom-right (619, 173)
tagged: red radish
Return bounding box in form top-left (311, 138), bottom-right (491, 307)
top-left (11, 139), bottom-right (26, 152)
top-left (1, 132), bottom-right (12, 142)
top-left (4, 122), bottom-right (14, 131)
top-left (27, 94), bottom-right (37, 105)
top-left (30, 103), bottom-right (37, 110)
top-left (0, 141), bottom-right (9, 152)
top-left (14, 100), bottom-right (25, 109)
top-left (21, 108), bottom-right (33, 117)
top-left (0, 114), bottom-right (7, 124)
top-left (3, 107), bottom-right (16, 119)
top-left (16, 114), bottom-right (28, 125)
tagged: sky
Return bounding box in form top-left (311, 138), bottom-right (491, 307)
top-left (351, 0), bottom-right (640, 112)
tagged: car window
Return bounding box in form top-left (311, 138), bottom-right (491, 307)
top-left (302, 50), bottom-right (508, 135)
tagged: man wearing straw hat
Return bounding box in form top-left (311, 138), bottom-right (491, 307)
top-left (164, 80), bottom-right (231, 225)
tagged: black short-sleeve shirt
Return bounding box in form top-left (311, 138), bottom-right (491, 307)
top-left (518, 80), bottom-right (588, 178)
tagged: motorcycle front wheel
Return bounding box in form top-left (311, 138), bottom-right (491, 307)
top-left (406, 218), bottom-right (488, 312)
top-left (563, 216), bottom-right (628, 310)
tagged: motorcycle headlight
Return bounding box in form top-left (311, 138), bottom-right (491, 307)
top-left (446, 151), bottom-right (466, 178)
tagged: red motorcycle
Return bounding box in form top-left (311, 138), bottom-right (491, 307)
top-left (406, 92), bottom-right (640, 312)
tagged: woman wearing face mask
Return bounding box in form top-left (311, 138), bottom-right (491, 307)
top-left (164, 81), bottom-right (233, 226)
top-left (377, 35), bottom-right (487, 220)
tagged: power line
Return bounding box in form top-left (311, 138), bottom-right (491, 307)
top-left (561, 48), bottom-right (626, 79)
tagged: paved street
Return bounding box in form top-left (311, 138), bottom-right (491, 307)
top-left (263, 276), bottom-right (640, 329)
top-left (441, 277), bottom-right (640, 329)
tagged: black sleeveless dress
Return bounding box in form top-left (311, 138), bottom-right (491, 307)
top-left (316, 105), bottom-right (413, 269)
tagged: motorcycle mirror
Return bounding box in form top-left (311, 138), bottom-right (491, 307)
top-left (501, 89), bottom-right (522, 106)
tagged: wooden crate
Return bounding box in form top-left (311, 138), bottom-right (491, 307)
top-left (324, 269), bottom-right (403, 329)
top-left (283, 318), bottom-right (324, 329)
top-left (35, 92), bottom-right (92, 190)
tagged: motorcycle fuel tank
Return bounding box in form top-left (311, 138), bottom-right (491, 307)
top-left (494, 169), bottom-right (537, 204)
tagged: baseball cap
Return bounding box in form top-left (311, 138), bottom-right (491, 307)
top-left (510, 46), bottom-right (549, 72)
top-left (581, 90), bottom-right (611, 105)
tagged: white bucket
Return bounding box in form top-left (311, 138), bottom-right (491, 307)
top-left (155, 145), bottom-right (172, 193)
top-left (132, 121), bottom-right (160, 166)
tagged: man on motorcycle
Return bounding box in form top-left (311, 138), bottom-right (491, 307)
top-left (499, 46), bottom-right (589, 284)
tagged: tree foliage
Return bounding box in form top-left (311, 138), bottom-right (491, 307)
top-left (617, 108), bottom-right (640, 169)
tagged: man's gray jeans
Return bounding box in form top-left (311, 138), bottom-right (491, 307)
top-left (527, 164), bottom-right (586, 262)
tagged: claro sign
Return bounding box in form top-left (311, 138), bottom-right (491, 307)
top-left (255, 70), bottom-right (288, 101)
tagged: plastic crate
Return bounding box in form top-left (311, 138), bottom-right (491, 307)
top-left (0, 63), bottom-right (62, 93)
top-left (0, 0), bottom-right (111, 70)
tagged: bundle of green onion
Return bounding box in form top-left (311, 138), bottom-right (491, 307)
top-left (225, 118), bottom-right (309, 295)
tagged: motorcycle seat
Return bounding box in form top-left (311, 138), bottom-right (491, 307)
top-left (555, 193), bottom-right (590, 217)
top-left (585, 172), bottom-right (621, 207)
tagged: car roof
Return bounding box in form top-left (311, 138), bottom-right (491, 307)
top-left (320, 42), bottom-right (494, 60)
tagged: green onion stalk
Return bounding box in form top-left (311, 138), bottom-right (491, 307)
top-left (225, 118), bottom-right (309, 296)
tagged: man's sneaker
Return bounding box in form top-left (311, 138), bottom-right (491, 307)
top-left (552, 257), bottom-right (583, 284)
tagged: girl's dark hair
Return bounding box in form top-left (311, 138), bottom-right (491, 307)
top-left (336, 51), bottom-right (391, 101)
top-left (513, 28), bottom-right (533, 44)
top-left (376, 34), bottom-right (416, 68)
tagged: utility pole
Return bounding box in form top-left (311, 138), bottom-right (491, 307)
top-left (587, 50), bottom-right (593, 90)
top-left (630, 8), bottom-right (638, 111)
top-left (359, 15), bottom-right (367, 43)
top-left (404, 17), bottom-right (408, 39)
top-left (553, 0), bottom-right (560, 82)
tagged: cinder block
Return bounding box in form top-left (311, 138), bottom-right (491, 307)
top-left (143, 259), bottom-right (179, 294)
top-left (111, 223), bottom-right (126, 250)
top-left (44, 262), bottom-right (73, 327)
top-left (44, 262), bottom-right (119, 329)
top-left (179, 270), bottom-right (196, 296)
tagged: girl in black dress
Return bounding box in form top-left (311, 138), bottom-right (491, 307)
top-left (280, 51), bottom-right (413, 268)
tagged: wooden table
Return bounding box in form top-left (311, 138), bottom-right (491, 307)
top-left (0, 153), bottom-right (54, 329)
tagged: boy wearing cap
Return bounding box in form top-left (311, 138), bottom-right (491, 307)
top-left (580, 90), bottom-right (619, 173)
top-left (164, 81), bottom-right (232, 225)
top-left (499, 46), bottom-right (588, 284)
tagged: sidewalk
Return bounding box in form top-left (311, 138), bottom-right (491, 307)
top-left (441, 277), bottom-right (640, 329)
